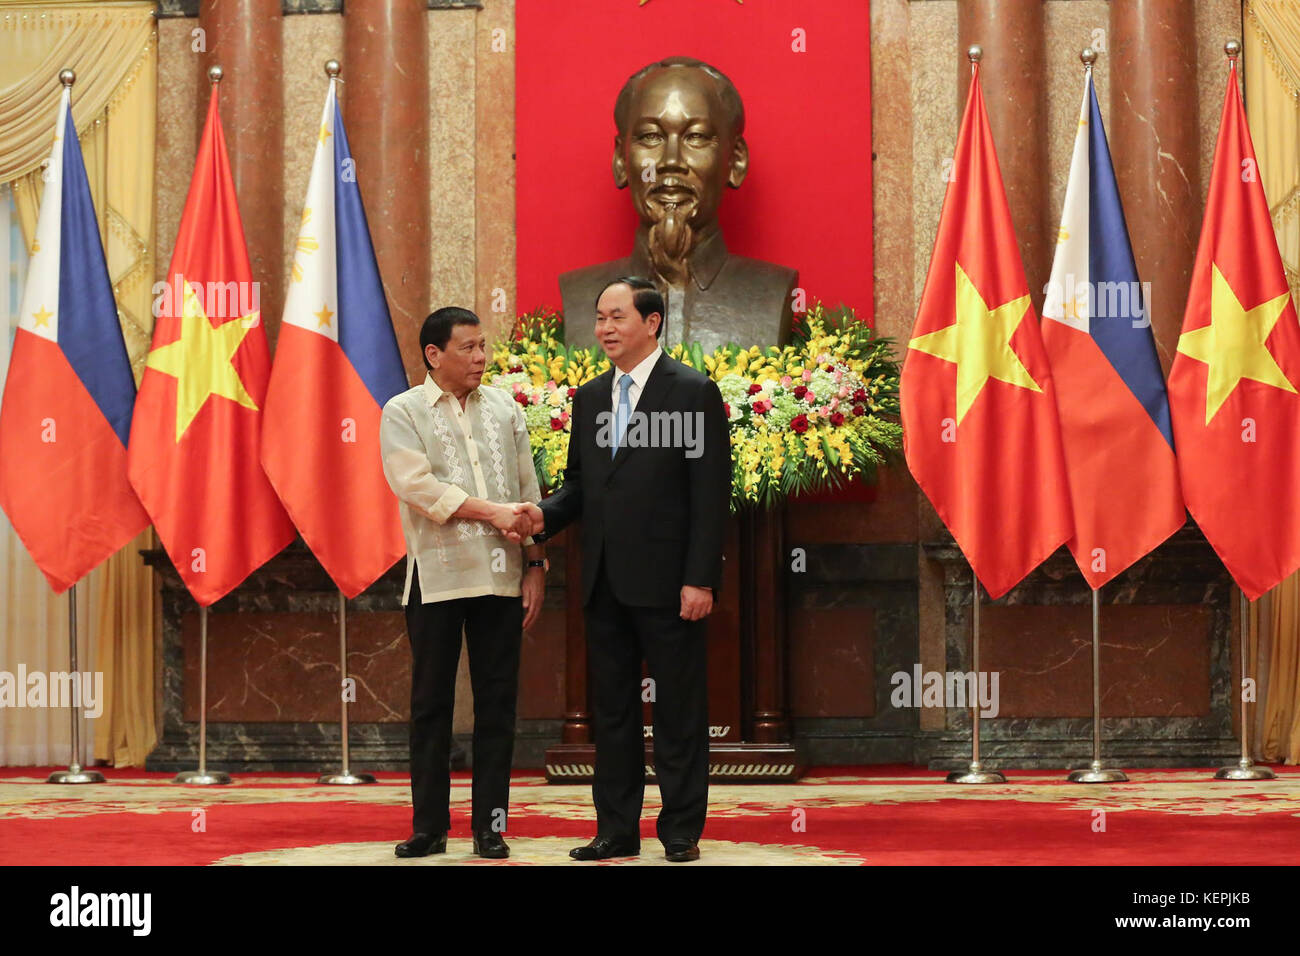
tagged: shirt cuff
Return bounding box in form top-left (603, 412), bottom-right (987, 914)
top-left (427, 484), bottom-right (469, 524)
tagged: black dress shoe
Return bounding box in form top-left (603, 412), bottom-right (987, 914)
top-left (395, 832), bottom-right (447, 858)
top-left (472, 830), bottom-right (510, 859)
top-left (569, 835), bottom-right (640, 860)
top-left (664, 840), bottom-right (699, 862)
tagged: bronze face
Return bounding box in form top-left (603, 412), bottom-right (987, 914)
top-left (613, 65), bottom-right (749, 287)
top-left (558, 56), bottom-right (796, 353)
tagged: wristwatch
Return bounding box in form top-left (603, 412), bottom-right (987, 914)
top-left (527, 558), bottom-right (549, 572)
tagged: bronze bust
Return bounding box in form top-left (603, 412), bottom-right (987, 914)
top-left (560, 56), bottom-right (797, 353)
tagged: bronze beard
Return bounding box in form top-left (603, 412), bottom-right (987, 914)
top-left (645, 198), bottom-right (697, 289)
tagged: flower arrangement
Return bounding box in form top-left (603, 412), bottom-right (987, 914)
top-left (483, 302), bottom-right (903, 510)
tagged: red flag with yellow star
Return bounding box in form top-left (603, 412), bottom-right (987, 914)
top-left (1167, 57), bottom-right (1300, 600)
top-left (901, 62), bottom-right (1073, 599)
top-left (127, 86), bottom-right (295, 606)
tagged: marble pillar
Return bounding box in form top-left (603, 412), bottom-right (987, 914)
top-left (344, 0), bottom-right (430, 388)
top-left (1110, 0), bottom-right (1201, 373)
top-left (957, 0), bottom-right (1050, 312)
top-left (198, 0), bottom-right (285, 346)
top-left (474, 0), bottom-right (516, 343)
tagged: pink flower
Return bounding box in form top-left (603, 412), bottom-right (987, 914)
top-left (780, 375), bottom-right (793, 388)
top-left (838, 385), bottom-right (850, 398)
top-left (829, 397), bottom-right (840, 412)
top-left (802, 369), bottom-right (813, 382)
top-left (833, 369), bottom-right (844, 383)
top-left (804, 390), bottom-right (816, 403)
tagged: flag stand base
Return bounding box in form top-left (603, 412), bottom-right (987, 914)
top-left (48, 766), bottom-right (105, 785)
top-left (1068, 761), bottom-right (1128, 784)
top-left (318, 771), bottom-right (376, 785)
top-left (1215, 759), bottom-right (1275, 781)
top-left (946, 762), bottom-right (1005, 785)
top-left (174, 769), bottom-right (231, 785)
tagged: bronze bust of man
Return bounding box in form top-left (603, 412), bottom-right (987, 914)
top-left (560, 56), bottom-right (797, 353)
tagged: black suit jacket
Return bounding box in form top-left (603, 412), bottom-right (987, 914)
top-left (540, 351), bottom-right (731, 608)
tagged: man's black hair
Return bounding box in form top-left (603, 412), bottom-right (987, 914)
top-left (420, 306), bottom-right (481, 369)
top-left (597, 276), bottom-right (665, 340)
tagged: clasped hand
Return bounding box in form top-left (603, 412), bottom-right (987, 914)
top-left (490, 501), bottom-right (545, 542)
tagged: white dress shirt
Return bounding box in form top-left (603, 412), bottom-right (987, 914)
top-left (609, 345), bottom-right (663, 413)
top-left (380, 373), bottom-right (541, 605)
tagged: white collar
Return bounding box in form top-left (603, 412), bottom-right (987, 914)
top-left (423, 372), bottom-right (477, 408)
top-left (612, 346), bottom-right (662, 392)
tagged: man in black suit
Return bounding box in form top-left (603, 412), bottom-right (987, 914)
top-left (518, 276), bottom-right (730, 862)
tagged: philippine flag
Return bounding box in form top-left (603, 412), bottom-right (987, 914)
top-left (1041, 69), bottom-right (1185, 590)
top-left (261, 76), bottom-right (409, 598)
top-left (0, 85), bottom-right (149, 593)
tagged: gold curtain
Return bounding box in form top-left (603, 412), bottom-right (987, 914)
top-left (0, 1), bottom-right (157, 766)
top-left (1246, 0), bottom-right (1300, 765)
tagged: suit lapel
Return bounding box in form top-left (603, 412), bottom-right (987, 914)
top-left (607, 351), bottom-right (676, 481)
top-left (585, 368), bottom-right (616, 482)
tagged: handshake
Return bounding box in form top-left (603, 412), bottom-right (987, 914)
top-left (490, 501), bottom-right (545, 543)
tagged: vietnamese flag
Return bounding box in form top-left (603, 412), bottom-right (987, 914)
top-left (1167, 56), bottom-right (1300, 600)
top-left (0, 85), bottom-right (149, 593)
top-left (127, 84), bottom-right (295, 606)
top-left (261, 77), bottom-right (408, 598)
top-left (901, 61), bottom-right (1073, 599)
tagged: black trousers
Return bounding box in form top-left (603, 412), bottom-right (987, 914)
top-left (404, 564), bottom-right (523, 835)
top-left (585, 559), bottom-right (709, 846)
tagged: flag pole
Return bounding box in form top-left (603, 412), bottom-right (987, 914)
top-left (170, 63), bottom-right (233, 788)
top-left (47, 583), bottom-right (105, 784)
top-left (174, 603), bottom-right (231, 785)
top-left (320, 588), bottom-right (375, 784)
top-left (1068, 587), bottom-right (1128, 783)
top-left (948, 566), bottom-right (1005, 784)
top-left (1215, 587), bottom-right (1274, 780)
top-left (308, 57), bottom-right (374, 787)
top-left (1210, 38), bottom-right (1274, 782)
top-left (1061, 46), bottom-right (1127, 787)
top-left (40, 71), bottom-right (102, 787)
top-left (945, 43), bottom-right (1004, 785)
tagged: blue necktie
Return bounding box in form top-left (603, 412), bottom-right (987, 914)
top-left (612, 373), bottom-right (633, 458)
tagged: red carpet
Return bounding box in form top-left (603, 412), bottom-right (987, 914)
top-left (3, 765), bottom-right (1298, 865)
